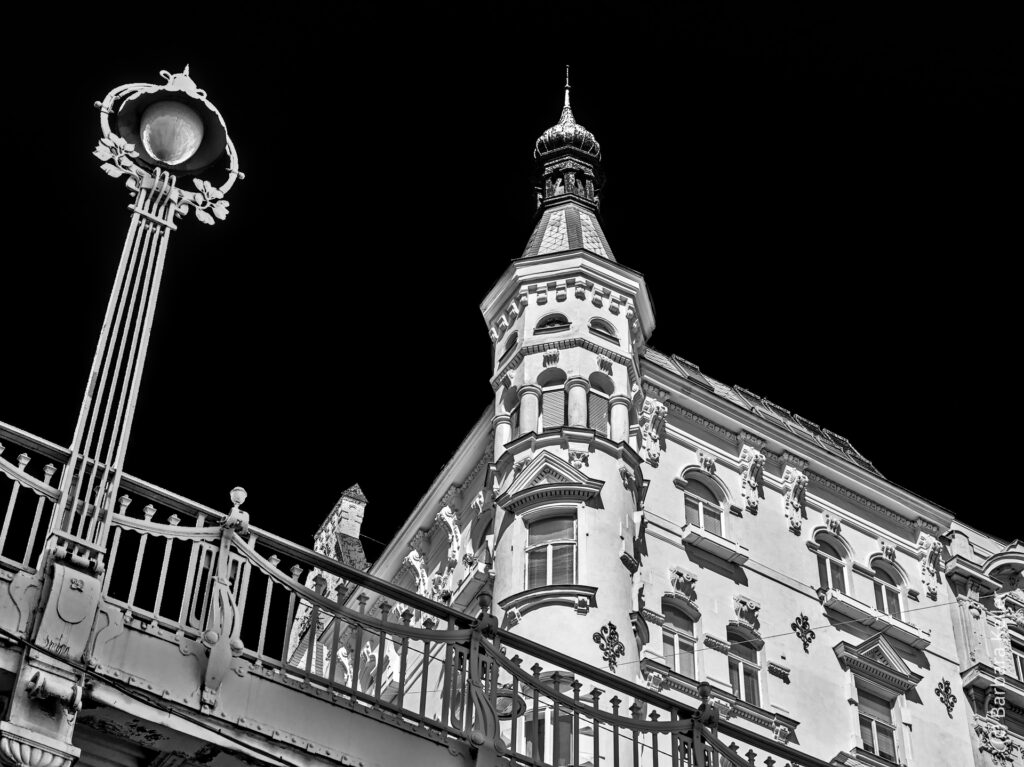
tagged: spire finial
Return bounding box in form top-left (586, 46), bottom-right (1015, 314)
top-left (564, 65), bottom-right (571, 108)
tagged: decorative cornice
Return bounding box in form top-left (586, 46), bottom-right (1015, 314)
top-left (807, 471), bottom-right (941, 535)
top-left (704, 634), bottom-right (731, 654)
top-left (768, 661), bottom-right (791, 683)
top-left (490, 337), bottom-right (639, 392)
top-left (663, 401), bottom-right (739, 445)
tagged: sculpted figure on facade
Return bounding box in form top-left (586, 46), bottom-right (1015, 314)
top-left (738, 446), bottom-right (766, 513)
top-left (404, 549), bottom-right (431, 598)
top-left (782, 467), bottom-right (808, 534)
top-left (435, 505), bottom-right (461, 568)
top-left (974, 715), bottom-right (1022, 765)
top-left (918, 532), bottom-right (943, 600)
top-left (638, 396), bottom-right (668, 467)
top-left (696, 449), bottom-right (716, 475)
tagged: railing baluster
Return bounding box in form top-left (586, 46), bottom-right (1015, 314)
top-left (255, 554), bottom-right (278, 665)
top-left (151, 514), bottom-right (178, 619)
top-left (0, 453), bottom-right (29, 555)
top-left (670, 708), bottom-right (680, 767)
top-left (177, 514), bottom-right (203, 627)
top-left (235, 531), bottom-right (256, 621)
top-left (610, 696), bottom-right (621, 767)
top-left (328, 584), bottom-right (344, 686)
top-left (418, 635), bottom-right (431, 721)
top-left (572, 679), bottom-right (582, 767)
top-left (651, 710), bottom-right (661, 767)
top-left (126, 504), bottom-right (156, 608)
top-left (23, 464), bottom-right (57, 566)
top-left (552, 671), bottom-right (563, 767)
top-left (440, 641), bottom-right (453, 730)
top-left (530, 664), bottom-right (542, 766)
top-left (510, 655), bottom-right (522, 754)
top-left (591, 688), bottom-right (602, 767)
top-left (374, 601), bottom-right (389, 702)
top-left (282, 564), bottom-right (302, 666)
top-left (397, 607), bottom-right (411, 709)
top-left (351, 594), bottom-right (367, 693)
top-left (103, 494), bottom-right (131, 592)
top-left (631, 699), bottom-right (642, 767)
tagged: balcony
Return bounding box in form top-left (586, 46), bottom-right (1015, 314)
top-left (820, 588), bottom-right (932, 649)
top-left (681, 522), bottom-right (750, 565)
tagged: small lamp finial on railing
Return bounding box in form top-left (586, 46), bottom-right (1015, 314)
top-left (223, 486), bottom-right (250, 535)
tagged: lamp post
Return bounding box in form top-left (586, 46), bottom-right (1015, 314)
top-left (52, 67), bottom-right (241, 571)
top-left (0, 69), bottom-right (240, 767)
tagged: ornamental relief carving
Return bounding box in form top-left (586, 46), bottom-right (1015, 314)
top-left (974, 715), bottom-right (1022, 765)
top-left (638, 397), bottom-right (668, 467)
top-left (733, 595), bottom-right (761, 631)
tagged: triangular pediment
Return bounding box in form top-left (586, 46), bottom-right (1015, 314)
top-left (498, 450), bottom-right (604, 513)
top-left (834, 633), bottom-right (922, 694)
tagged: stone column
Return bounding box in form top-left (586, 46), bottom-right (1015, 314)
top-left (492, 414), bottom-right (512, 459)
top-left (566, 377), bottom-right (590, 427)
top-left (609, 394), bottom-right (632, 442)
top-left (519, 385), bottom-right (541, 435)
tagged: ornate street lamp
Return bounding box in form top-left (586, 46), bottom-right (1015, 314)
top-left (54, 67), bottom-right (242, 568)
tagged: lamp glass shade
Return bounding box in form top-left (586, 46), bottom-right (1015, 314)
top-left (140, 100), bottom-right (205, 166)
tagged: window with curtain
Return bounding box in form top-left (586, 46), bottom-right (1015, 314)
top-left (541, 387), bottom-right (566, 431)
top-left (661, 603), bottom-right (696, 679)
top-left (857, 687), bottom-right (897, 762)
top-left (683, 480), bottom-right (723, 537)
top-left (816, 540), bottom-right (847, 594)
top-left (526, 516), bottom-right (576, 589)
top-left (726, 628), bottom-right (760, 707)
top-left (871, 565), bottom-right (902, 620)
top-left (587, 391), bottom-right (609, 435)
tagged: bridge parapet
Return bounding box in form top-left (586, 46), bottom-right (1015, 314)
top-left (1, 421), bottom-right (827, 767)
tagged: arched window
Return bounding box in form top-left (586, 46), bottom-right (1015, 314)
top-left (684, 479), bottom-right (723, 537)
top-left (661, 601), bottom-right (697, 679)
top-left (535, 313), bottom-right (570, 333)
top-left (500, 331), bottom-right (519, 360)
top-left (538, 368), bottom-right (567, 432)
top-left (588, 317), bottom-right (618, 342)
top-left (816, 539), bottom-right (847, 594)
top-left (726, 627), bottom-right (761, 706)
top-left (525, 516), bottom-right (576, 589)
top-left (871, 563), bottom-right (902, 620)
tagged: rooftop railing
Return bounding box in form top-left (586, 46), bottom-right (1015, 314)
top-left (0, 420), bottom-right (827, 767)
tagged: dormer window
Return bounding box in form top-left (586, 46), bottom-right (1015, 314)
top-left (588, 317), bottom-right (618, 343)
top-left (871, 563), bottom-right (903, 621)
top-left (535, 313), bottom-right (570, 334)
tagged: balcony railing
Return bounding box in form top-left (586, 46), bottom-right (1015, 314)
top-left (1, 420), bottom-right (828, 767)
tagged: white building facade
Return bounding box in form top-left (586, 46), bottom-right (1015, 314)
top-left (332, 82), bottom-right (1024, 767)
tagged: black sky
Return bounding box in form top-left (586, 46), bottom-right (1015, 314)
top-left (1, 5), bottom-right (1019, 554)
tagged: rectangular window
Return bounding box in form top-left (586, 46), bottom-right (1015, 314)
top-left (526, 517), bottom-right (576, 589)
top-left (541, 388), bottom-right (566, 431)
top-left (728, 643), bottom-right (760, 707)
top-left (1012, 641), bottom-right (1024, 682)
top-left (874, 583), bottom-right (902, 620)
top-left (662, 606), bottom-right (697, 679)
top-left (817, 554), bottom-right (846, 594)
top-left (858, 688), bottom-right (897, 762)
top-left (684, 492), bottom-right (725, 538)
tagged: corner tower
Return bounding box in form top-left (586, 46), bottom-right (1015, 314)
top-left (479, 72), bottom-right (656, 675)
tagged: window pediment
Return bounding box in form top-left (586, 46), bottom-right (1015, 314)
top-left (834, 634), bottom-right (923, 695)
top-left (497, 451), bottom-right (603, 514)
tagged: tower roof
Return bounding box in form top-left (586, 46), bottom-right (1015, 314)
top-left (534, 68), bottom-right (601, 160)
top-left (521, 200), bottom-right (615, 261)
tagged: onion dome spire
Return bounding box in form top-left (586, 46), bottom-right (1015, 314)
top-left (523, 68), bottom-right (614, 261)
top-left (532, 66), bottom-right (604, 217)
